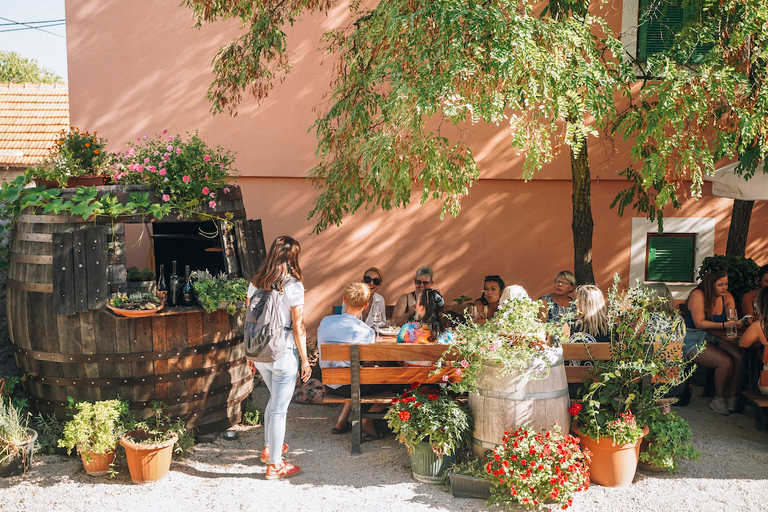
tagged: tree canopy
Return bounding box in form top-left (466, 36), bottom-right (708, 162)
top-left (0, 51), bottom-right (64, 84)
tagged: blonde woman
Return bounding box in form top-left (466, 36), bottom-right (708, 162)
top-left (569, 285), bottom-right (610, 342)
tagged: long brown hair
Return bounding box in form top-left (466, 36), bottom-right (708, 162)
top-left (756, 287), bottom-right (768, 341)
top-left (251, 236), bottom-right (302, 291)
top-left (689, 269), bottom-right (727, 319)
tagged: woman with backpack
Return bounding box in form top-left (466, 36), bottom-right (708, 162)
top-left (247, 235), bottom-right (311, 480)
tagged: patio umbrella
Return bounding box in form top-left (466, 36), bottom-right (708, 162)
top-left (705, 161), bottom-right (768, 200)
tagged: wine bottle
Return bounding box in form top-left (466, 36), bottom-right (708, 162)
top-left (156, 264), bottom-right (167, 305)
top-left (169, 260), bottom-right (179, 307)
top-left (181, 265), bottom-right (193, 306)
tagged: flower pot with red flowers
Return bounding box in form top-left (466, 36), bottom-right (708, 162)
top-left (485, 423), bottom-right (590, 510)
top-left (384, 385), bottom-right (472, 483)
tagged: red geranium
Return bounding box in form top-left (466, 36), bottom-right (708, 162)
top-left (399, 410), bottom-right (410, 421)
top-left (568, 402), bottom-right (582, 416)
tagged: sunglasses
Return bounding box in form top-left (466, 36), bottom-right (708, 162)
top-left (414, 278), bottom-right (431, 287)
top-left (363, 275), bottom-right (382, 286)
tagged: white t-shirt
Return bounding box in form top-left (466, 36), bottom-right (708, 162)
top-left (248, 279), bottom-right (305, 349)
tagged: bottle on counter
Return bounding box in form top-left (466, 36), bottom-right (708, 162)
top-left (157, 264), bottom-right (167, 305)
top-left (181, 264), bottom-right (193, 306)
top-left (169, 260), bottom-right (179, 307)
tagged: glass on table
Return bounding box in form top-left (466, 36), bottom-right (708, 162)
top-left (727, 308), bottom-right (738, 338)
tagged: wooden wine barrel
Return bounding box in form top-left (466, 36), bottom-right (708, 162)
top-left (469, 353), bottom-right (570, 457)
top-left (5, 185), bottom-right (263, 434)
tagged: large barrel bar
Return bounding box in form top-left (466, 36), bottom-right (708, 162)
top-left (6, 185), bottom-right (264, 434)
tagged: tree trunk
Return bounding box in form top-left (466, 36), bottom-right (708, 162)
top-left (571, 140), bottom-right (595, 285)
top-left (725, 199), bottom-right (754, 257)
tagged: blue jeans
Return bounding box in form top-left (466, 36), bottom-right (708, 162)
top-left (255, 346), bottom-right (298, 465)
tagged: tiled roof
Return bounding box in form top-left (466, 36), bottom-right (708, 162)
top-left (0, 83), bottom-right (69, 166)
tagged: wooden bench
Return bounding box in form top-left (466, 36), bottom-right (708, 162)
top-left (320, 342), bottom-right (459, 454)
top-left (742, 345), bottom-right (768, 430)
top-left (320, 341), bottom-right (683, 454)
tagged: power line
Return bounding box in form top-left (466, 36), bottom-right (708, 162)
top-left (0, 23), bottom-right (66, 33)
top-left (0, 19), bottom-right (65, 26)
top-left (0, 16), bottom-right (65, 38)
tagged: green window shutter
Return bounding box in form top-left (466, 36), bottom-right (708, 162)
top-left (637, 0), bottom-right (710, 64)
top-left (647, 234), bottom-right (695, 282)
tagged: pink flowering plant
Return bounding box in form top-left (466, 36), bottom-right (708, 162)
top-left (485, 424), bottom-right (590, 510)
top-left (383, 383), bottom-right (472, 457)
top-left (111, 130), bottom-right (239, 213)
top-left (438, 297), bottom-right (562, 394)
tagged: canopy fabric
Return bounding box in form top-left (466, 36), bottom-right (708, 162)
top-left (705, 161), bottom-right (768, 200)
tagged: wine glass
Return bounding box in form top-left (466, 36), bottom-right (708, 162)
top-left (372, 307), bottom-right (383, 331)
top-left (726, 308), bottom-right (738, 338)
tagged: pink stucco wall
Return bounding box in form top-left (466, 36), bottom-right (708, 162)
top-left (66, 1), bottom-right (768, 336)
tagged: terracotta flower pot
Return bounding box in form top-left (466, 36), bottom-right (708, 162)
top-left (573, 423), bottom-right (648, 487)
top-left (80, 449), bottom-right (117, 476)
top-left (120, 430), bottom-right (178, 484)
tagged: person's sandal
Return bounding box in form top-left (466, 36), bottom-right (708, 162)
top-left (331, 421), bottom-right (351, 434)
top-left (265, 461), bottom-right (302, 480)
top-left (260, 443), bottom-right (289, 464)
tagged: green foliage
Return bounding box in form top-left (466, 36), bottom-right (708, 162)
top-left (127, 267), bottom-right (156, 282)
top-left (58, 400), bottom-right (130, 456)
top-left (639, 408), bottom-right (700, 472)
top-left (452, 295), bottom-right (473, 307)
top-left (441, 297), bottom-right (562, 394)
top-left (0, 50), bottom-right (64, 84)
top-left (572, 274), bottom-right (695, 442)
top-left (33, 413), bottom-right (65, 455)
top-left (190, 270), bottom-right (248, 314)
top-left (0, 398), bottom-right (31, 465)
top-left (384, 385), bottom-right (472, 457)
top-left (27, 127), bottom-right (110, 185)
top-left (0, 374), bottom-right (32, 413)
top-left (109, 292), bottom-right (163, 311)
top-left (241, 401), bottom-right (263, 426)
top-left (128, 401), bottom-right (195, 458)
top-left (111, 131), bottom-right (239, 212)
top-left (613, 0), bottom-right (768, 223)
top-left (698, 255), bottom-right (760, 306)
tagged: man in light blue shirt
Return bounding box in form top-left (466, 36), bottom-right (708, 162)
top-left (319, 282), bottom-right (386, 440)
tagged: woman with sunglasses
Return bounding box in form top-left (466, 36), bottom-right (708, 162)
top-left (472, 275), bottom-right (505, 324)
top-left (392, 266), bottom-right (433, 326)
top-left (342, 267), bottom-right (387, 328)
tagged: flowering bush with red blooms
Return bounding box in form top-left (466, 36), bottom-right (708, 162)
top-left (384, 383), bottom-right (472, 457)
top-left (111, 130), bottom-right (239, 212)
top-left (486, 424), bottom-right (590, 510)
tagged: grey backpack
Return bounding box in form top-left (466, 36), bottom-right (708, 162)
top-left (244, 280), bottom-right (293, 362)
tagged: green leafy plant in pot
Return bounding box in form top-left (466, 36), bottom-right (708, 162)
top-left (58, 399), bottom-right (131, 476)
top-left (189, 270), bottom-right (248, 315)
top-left (385, 384), bottom-right (472, 482)
top-left (27, 126), bottom-right (110, 188)
top-left (0, 396), bottom-right (36, 478)
top-left (639, 407), bottom-right (700, 472)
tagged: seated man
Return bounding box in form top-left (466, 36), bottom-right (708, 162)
top-left (318, 282), bottom-right (387, 440)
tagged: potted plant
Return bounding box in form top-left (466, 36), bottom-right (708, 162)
top-left (446, 453), bottom-right (496, 500)
top-left (119, 401), bottom-right (192, 484)
top-left (58, 399), bottom-right (130, 476)
top-left (638, 408), bottom-right (700, 472)
top-left (485, 423), bottom-right (591, 510)
top-left (384, 384), bottom-right (473, 483)
top-left (0, 397), bottom-right (36, 478)
top-left (189, 270), bottom-right (248, 315)
top-left (569, 275), bottom-right (695, 486)
top-left (127, 267), bottom-right (156, 295)
top-left (107, 292), bottom-right (164, 317)
top-left (27, 127), bottom-right (110, 188)
top-left (441, 297), bottom-right (568, 455)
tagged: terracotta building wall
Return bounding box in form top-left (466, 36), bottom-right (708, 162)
top-left (66, 1), bottom-right (768, 336)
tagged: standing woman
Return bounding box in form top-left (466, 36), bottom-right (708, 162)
top-left (473, 275), bottom-right (505, 324)
top-left (392, 266), bottom-right (433, 326)
top-left (684, 269), bottom-right (742, 415)
top-left (249, 236), bottom-right (311, 479)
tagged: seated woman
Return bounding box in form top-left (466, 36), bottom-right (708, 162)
top-left (644, 282), bottom-right (686, 342)
top-left (392, 266), bottom-right (433, 326)
top-left (568, 285), bottom-right (611, 345)
top-left (500, 285), bottom-right (529, 303)
top-left (538, 271), bottom-right (577, 323)
top-left (739, 288), bottom-right (768, 395)
top-left (397, 289), bottom-right (453, 365)
top-left (473, 275), bottom-right (505, 324)
top-left (342, 267), bottom-right (387, 329)
top-left (684, 269), bottom-right (742, 415)
top-left (741, 264), bottom-right (768, 323)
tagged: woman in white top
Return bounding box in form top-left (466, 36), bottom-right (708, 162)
top-left (392, 266), bottom-right (433, 326)
top-left (342, 267), bottom-right (387, 328)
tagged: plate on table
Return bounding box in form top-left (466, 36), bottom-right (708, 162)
top-left (378, 327), bottom-right (399, 337)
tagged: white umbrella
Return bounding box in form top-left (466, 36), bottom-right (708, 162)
top-left (705, 161), bottom-right (768, 200)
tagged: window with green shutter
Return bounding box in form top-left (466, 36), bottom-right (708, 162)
top-left (637, 0), bottom-right (710, 64)
top-left (645, 233), bottom-right (696, 282)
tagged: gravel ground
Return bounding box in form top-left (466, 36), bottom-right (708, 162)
top-left (0, 384), bottom-right (766, 512)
